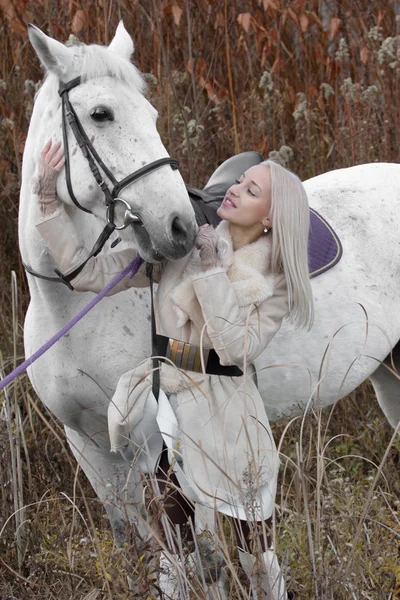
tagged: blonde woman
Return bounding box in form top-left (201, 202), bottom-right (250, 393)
top-left (34, 140), bottom-right (312, 599)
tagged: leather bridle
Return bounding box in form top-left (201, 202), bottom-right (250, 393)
top-left (24, 75), bottom-right (179, 287)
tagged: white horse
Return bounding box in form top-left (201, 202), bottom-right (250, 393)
top-left (20, 21), bottom-right (400, 597)
top-left (20, 23), bottom-right (199, 545)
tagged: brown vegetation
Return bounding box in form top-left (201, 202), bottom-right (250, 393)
top-left (0, 1), bottom-right (400, 598)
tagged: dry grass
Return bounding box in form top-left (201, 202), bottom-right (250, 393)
top-left (1, 0), bottom-right (400, 598)
top-left (1, 352), bottom-right (399, 598)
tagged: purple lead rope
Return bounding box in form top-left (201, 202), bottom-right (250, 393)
top-left (0, 255), bottom-right (144, 391)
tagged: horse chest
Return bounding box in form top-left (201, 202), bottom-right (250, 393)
top-left (25, 288), bottom-right (152, 415)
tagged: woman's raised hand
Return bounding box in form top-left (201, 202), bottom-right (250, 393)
top-left (33, 140), bottom-right (65, 216)
top-left (40, 139), bottom-right (65, 171)
top-left (195, 224), bottom-right (220, 271)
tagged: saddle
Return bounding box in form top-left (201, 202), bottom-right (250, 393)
top-left (187, 152), bottom-right (342, 279)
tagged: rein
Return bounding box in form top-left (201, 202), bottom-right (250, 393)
top-left (24, 75), bottom-right (179, 286)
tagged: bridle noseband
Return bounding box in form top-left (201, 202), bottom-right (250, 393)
top-left (24, 75), bottom-right (180, 287)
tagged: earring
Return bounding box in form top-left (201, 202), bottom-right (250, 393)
top-left (264, 227), bottom-right (269, 233)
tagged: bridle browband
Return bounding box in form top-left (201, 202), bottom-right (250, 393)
top-left (24, 75), bottom-right (179, 287)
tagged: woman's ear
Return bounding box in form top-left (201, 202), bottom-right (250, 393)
top-left (262, 216), bottom-right (272, 229)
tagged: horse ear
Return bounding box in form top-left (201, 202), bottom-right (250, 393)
top-left (108, 21), bottom-right (134, 60)
top-left (28, 24), bottom-right (71, 74)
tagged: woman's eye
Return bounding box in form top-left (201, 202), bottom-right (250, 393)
top-left (248, 189), bottom-right (256, 197)
top-left (90, 107), bottom-right (114, 122)
top-left (234, 179), bottom-right (240, 184)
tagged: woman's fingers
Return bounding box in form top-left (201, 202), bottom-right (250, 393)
top-left (53, 155), bottom-right (65, 172)
top-left (49, 147), bottom-right (65, 170)
top-left (39, 140), bottom-right (65, 172)
top-left (40, 139), bottom-right (52, 161)
top-left (46, 140), bottom-right (62, 163)
top-left (40, 140), bottom-right (63, 164)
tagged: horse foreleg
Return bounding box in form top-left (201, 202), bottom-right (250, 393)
top-left (64, 426), bottom-right (149, 545)
top-left (65, 426), bottom-right (160, 595)
top-left (369, 341), bottom-right (400, 430)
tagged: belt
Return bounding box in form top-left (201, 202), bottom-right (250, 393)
top-left (155, 334), bottom-right (243, 377)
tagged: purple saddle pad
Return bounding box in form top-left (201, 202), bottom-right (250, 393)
top-left (309, 208), bottom-right (342, 278)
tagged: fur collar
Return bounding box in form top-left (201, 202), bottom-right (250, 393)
top-left (171, 221), bottom-right (276, 328)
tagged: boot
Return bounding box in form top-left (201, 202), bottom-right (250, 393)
top-left (159, 548), bottom-right (227, 600)
top-left (159, 550), bottom-right (188, 599)
top-left (189, 538), bottom-right (227, 600)
top-left (238, 547), bottom-right (288, 600)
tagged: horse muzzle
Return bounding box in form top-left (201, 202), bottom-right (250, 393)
top-left (128, 210), bottom-right (196, 262)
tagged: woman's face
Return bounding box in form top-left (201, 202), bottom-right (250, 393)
top-left (217, 164), bottom-right (272, 230)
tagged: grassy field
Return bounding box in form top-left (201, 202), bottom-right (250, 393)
top-left (1, 0), bottom-right (400, 598)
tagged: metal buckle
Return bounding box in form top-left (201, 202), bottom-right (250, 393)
top-left (107, 197), bottom-right (141, 230)
top-left (165, 338), bottom-right (210, 372)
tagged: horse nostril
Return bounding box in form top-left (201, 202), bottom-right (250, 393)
top-left (171, 216), bottom-right (187, 243)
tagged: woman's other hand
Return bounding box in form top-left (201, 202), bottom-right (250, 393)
top-left (33, 140), bottom-right (65, 216)
top-left (195, 224), bottom-right (220, 271)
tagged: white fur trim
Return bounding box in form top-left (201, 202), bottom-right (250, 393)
top-left (232, 275), bottom-right (275, 305)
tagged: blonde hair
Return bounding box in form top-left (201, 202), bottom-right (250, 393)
top-left (262, 160), bottom-right (314, 330)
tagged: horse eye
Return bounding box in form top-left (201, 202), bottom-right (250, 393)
top-left (90, 107), bottom-right (114, 122)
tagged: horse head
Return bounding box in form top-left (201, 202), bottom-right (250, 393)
top-left (26, 22), bottom-right (197, 262)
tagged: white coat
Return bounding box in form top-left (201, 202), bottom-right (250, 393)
top-left (37, 211), bottom-right (289, 520)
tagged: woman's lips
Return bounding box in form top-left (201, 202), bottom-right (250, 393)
top-left (223, 195), bottom-right (236, 208)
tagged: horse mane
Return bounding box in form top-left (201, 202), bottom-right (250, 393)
top-left (80, 44), bottom-right (146, 94)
